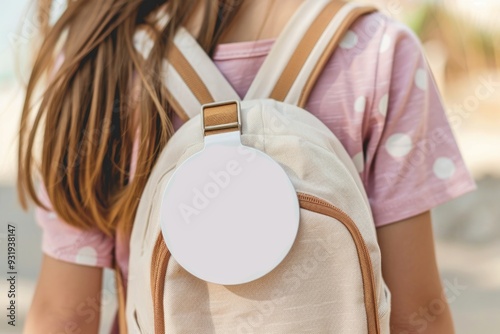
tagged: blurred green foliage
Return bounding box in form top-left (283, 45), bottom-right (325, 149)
top-left (401, 2), bottom-right (499, 77)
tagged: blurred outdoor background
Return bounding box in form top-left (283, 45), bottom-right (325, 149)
top-left (0, 0), bottom-right (499, 333)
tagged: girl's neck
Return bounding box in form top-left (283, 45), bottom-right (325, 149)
top-left (184, 0), bottom-right (304, 44)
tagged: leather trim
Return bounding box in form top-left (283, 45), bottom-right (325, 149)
top-left (133, 25), bottom-right (192, 121)
top-left (161, 59), bottom-right (201, 119)
top-left (151, 234), bottom-right (170, 334)
top-left (269, 0), bottom-right (345, 101)
top-left (150, 193), bottom-right (380, 334)
top-left (297, 192), bottom-right (380, 334)
top-left (203, 102), bottom-right (240, 136)
top-left (173, 28), bottom-right (240, 103)
top-left (244, 0), bottom-right (331, 100)
top-left (296, 6), bottom-right (377, 107)
top-left (167, 44), bottom-right (214, 105)
top-left (269, 1), bottom-right (378, 107)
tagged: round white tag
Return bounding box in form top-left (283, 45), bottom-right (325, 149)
top-left (160, 131), bottom-right (299, 285)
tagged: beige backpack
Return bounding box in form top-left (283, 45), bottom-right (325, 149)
top-left (118, 1), bottom-right (391, 333)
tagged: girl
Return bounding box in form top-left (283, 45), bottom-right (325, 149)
top-left (19, 0), bottom-right (475, 333)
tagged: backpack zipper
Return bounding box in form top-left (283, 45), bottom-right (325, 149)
top-left (151, 234), bottom-right (170, 334)
top-left (296, 192), bottom-right (380, 334)
top-left (150, 192), bottom-right (380, 334)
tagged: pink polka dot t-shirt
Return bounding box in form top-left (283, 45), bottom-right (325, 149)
top-left (35, 13), bottom-right (475, 293)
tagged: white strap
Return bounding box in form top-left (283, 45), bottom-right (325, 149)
top-left (246, 1), bottom-right (374, 106)
top-left (244, 0), bottom-right (332, 100)
top-left (133, 1), bottom-right (374, 118)
top-left (174, 29), bottom-right (239, 103)
top-left (167, 28), bottom-right (240, 119)
top-left (160, 59), bottom-right (201, 119)
top-left (153, 6), bottom-right (240, 107)
top-left (133, 16), bottom-right (239, 120)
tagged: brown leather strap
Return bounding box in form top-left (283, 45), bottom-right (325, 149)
top-left (134, 25), bottom-right (194, 122)
top-left (114, 264), bottom-right (128, 334)
top-left (269, 0), bottom-right (345, 102)
top-left (151, 234), bottom-right (170, 334)
top-left (298, 193), bottom-right (380, 333)
top-left (202, 101), bottom-right (240, 136)
top-left (270, 1), bottom-right (377, 106)
top-left (167, 44), bottom-right (214, 105)
top-left (297, 5), bottom-right (376, 107)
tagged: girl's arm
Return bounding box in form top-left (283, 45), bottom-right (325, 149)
top-left (377, 211), bottom-right (455, 333)
top-left (24, 255), bottom-right (103, 334)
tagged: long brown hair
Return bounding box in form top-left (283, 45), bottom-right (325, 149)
top-left (18, 0), bottom-right (243, 236)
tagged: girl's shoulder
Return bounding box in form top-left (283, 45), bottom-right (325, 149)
top-left (338, 11), bottom-right (423, 63)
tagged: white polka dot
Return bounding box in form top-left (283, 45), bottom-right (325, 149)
top-left (378, 94), bottom-right (389, 116)
top-left (415, 68), bottom-right (428, 90)
top-left (385, 133), bottom-right (413, 157)
top-left (340, 30), bottom-right (358, 49)
top-left (75, 246), bottom-right (98, 266)
top-left (379, 34), bottom-right (391, 53)
top-left (354, 96), bottom-right (366, 113)
top-left (433, 157), bottom-right (456, 180)
top-left (352, 152), bottom-right (364, 173)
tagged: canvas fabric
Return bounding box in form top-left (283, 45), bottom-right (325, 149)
top-left (124, 1), bottom-right (391, 333)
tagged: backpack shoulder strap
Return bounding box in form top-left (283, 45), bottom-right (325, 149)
top-left (245, 1), bottom-right (377, 107)
top-left (134, 14), bottom-right (240, 121)
top-left (165, 28), bottom-right (241, 117)
top-left (133, 1), bottom-right (376, 120)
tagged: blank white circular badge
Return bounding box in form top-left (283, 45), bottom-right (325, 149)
top-left (160, 130), bottom-right (299, 285)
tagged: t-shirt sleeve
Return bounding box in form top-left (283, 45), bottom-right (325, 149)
top-left (362, 19), bottom-right (476, 227)
top-left (35, 184), bottom-right (114, 267)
